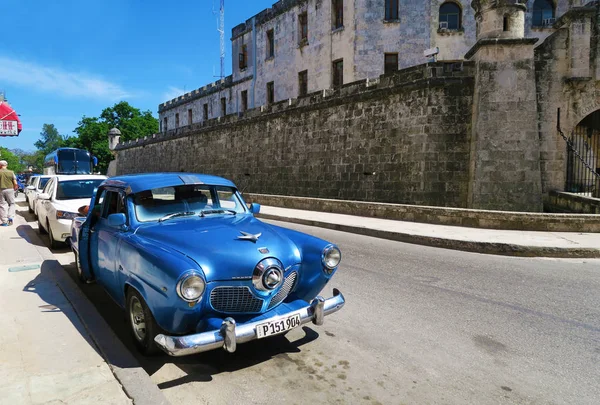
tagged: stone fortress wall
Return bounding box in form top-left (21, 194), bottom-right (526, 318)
top-left (118, 63), bottom-right (475, 207)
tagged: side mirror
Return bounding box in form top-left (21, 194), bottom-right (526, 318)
top-left (93, 156), bottom-right (98, 166)
top-left (249, 203), bottom-right (261, 214)
top-left (37, 193), bottom-right (51, 200)
top-left (26, 185), bottom-right (35, 190)
top-left (107, 213), bottom-right (127, 229)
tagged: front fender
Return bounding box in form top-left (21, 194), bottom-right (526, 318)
top-left (267, 224), bottom-right (340, 301)
top-left (119, 236), bottom-right (208, 335)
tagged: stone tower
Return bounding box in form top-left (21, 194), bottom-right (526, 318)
top-left (466, 0), bottom-right (543, 211)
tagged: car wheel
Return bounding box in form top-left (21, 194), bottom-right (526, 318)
top-left (127, 289), bottom-right (161, 355)
top-left (47, 220), bottom-right (62, 249)
top-left (38, 217), bottom-right (47, 234)
top-left (27, 199), bottom-right (33, 213)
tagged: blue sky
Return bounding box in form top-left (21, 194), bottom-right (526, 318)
top-left (0, 0), bottom-right (274, 151)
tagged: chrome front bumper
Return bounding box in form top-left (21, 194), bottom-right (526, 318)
top-left (154, 288), bottom-right (345, 357)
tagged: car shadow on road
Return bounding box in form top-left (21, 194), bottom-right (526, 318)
top-left (16, 225), bottom-right (48, 249)
top-left (22, 260), bottom-right (103, 356)
top-left (144, 326), bottom-right (320, 388)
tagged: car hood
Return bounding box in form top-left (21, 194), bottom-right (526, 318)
top-left (134, 215), bottom-right (301, 281)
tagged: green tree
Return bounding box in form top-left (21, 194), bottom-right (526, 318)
top-left (0, 147), bottom-right (25, 173)
top-left (10, 148), bottom-right (42, 172)
top-left (99, 101), bottom-right (158, 143)
top-left (73, 102), bottom-right (158, 172)
top-left (34, 124), bottom-right (67, 154)
top-left (73, 117), bottom-right (111, 173)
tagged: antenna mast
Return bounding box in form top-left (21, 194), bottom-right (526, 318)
top-left (218, 0), bottom-right (225, 79)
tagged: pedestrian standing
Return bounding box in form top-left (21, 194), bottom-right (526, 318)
top-left (0, 160), bottom-right (18, 226)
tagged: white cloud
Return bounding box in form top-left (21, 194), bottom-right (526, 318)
top-left (162, 86), bottom-right (185, 102)
top-left (0, 57), bottom-right (132, 101)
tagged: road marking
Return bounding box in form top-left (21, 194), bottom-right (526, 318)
top-left (8, 264), bottom-right (41, 272)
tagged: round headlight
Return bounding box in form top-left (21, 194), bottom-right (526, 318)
top-left (322, 246), bottom-right (341, 270)
top-left (178, 275), bottom-right (205, 302)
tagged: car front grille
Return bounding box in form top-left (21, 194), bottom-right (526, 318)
top-left (267, 272), bottom-right (298, 310)
top-left (210, 286), bottom-right (264, 313)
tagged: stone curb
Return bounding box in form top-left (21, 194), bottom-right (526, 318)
top-left (22, 225), bottom-right (170, 405)
top-left (257, 213), bottom-right (600, 259)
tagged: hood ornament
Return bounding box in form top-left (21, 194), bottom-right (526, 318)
top-left (237, 231), bottom-right (262, 243)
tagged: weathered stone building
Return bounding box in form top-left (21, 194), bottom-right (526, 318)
top-left (114, 0), bottom-right (600, 212)
top-left (158, 0), bottom-right (570, 127)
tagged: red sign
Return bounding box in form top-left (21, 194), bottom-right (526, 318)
top-left (0, 120), bottom-right (18, 135)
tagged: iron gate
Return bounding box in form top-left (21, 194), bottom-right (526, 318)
top-left (562, 115), bottom-right (600, 195)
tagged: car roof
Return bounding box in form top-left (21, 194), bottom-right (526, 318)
top-left (101, 173), bottom-right (237, 194)
top-left (55, 175), bottom-right (107, 181)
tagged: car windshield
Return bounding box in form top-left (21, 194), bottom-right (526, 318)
top-left (39, 178), bottom-right (50, 189)
top-left (56, 179), bottom-right (104, 200)
top-left (133, 184), bottom-right (246, 222)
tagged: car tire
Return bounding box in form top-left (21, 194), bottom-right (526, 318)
top-left (38, 218), bottom-right (47, 234)
top-left (126, 289), bottom-right (162, 355)
top-left (47, 220), bottom-right (62, 249)
top-left (27, 198), bottom-right (33, 213)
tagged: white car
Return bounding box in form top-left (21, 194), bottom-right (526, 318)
top-left (36, 175), bottom-right (107, 248)
top-left (25, 175), bottom-right (55, 216)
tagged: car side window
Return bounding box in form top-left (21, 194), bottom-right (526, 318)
top-left (101, 191), bottom-right (127, 219)
top-left (42, 179), bottom-right (54, 195)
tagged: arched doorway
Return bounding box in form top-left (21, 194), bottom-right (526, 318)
top-left (565, 110), bottom-right (600, 195)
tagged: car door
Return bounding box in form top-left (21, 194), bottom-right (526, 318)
top-left (91, 189), bottom-right (126, 301)
top-left (38, 178), bottom-right (55, 230)
top-left (28, 177), bottom-right (39, 210)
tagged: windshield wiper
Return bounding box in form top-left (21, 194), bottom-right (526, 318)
top-left (158, 211), bottom-right (196, 222)
top-left (199, 209), bottom-right (237, 217)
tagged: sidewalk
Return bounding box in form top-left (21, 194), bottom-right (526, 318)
top-left (258, 206), bottom-right (600, 258)
top-left (0, 201), bottom-right (168, 405)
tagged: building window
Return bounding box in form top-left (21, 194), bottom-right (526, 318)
top-left (503, 15), bottom-right (509, 32)
top-left (221, 98), bottom-right (227, 116)
top-left (239, 44), bottom-right (248, 70)
top-left (332, 0), bottom-right (343, 29)
top-left (266, 81), bottom-right (274, 104)
top-left (241, 90), bottom-right (248, 112)
top-left (188, 109), bottom-right (193, 125)
top-left (203, 103), bottom-right (208, 120)
top-left (266, 29), bottom-right (275, 58)
top-left (163, 117), bottom-right (167, 132)
top-left (332, 59), bottom-right (343, 88)
top-left (385, 0), bottom-right (399, 21)
top-left (298, 70), bottom-right (308, 97)
top-left (384, 53), bottom-right (398, 75)
top-left (532, 0), bottom-right (555, 27)
top-left (175, 113), bottom-right (179, 128)
top-left (439, 2), bottom-right (461, 30)
top-left (299, 12), bottom-right (308, 42)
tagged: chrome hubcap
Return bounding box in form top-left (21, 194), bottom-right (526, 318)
top-left (129, 297), bottom-right (146, 341)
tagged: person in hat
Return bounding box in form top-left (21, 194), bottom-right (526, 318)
top-left (0, 160), bottom-right (18, 226)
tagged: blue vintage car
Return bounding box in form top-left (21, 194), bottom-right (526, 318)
top-left (70, 173), bottom-right (345, 356)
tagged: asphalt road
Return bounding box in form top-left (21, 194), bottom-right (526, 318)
top-left (22, 204), bottom-right (600, 405)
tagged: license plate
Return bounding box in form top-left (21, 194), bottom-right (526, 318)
top-left (256, 314), bottom-right (301, 339)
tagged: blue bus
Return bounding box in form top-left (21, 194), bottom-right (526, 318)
top-left (44, 148), bottom-right (98, 175)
